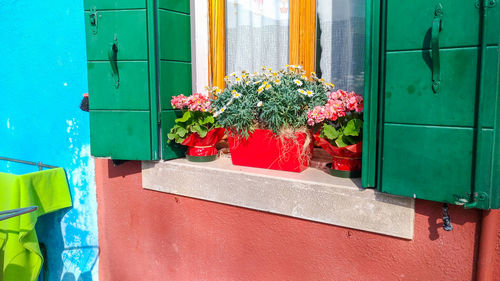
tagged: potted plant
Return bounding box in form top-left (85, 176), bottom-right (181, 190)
top-left (308, 89), bottom-right (364, 178)
top-left (210, 65), bottom-right (334, 172)
top-left (168, 93), bottom-right (225, 162)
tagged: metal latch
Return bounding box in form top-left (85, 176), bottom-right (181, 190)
top-left (89, 7), bottom-right (99, 35)
top-left (442, 203), bottom-right (453, 231)
top-left (454, 191), bottom-right (488, 209)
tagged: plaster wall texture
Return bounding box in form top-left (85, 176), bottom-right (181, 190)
top-left (96, 159), bottom-right (500, 281)
top-left (0, 0), bottom-right (98, 280)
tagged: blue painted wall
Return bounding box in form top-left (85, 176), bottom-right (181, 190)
top-left (0, 0), bottom-right (98, 280)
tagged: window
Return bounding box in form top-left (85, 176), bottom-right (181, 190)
top-left (209, 0), bottom-right (316, 88)
top-left (225, 0), bottom-right (290, 73)
top-left (84, 0), bottom-right (500, 210)
top-left (315, 0), bottom-right (365, 94)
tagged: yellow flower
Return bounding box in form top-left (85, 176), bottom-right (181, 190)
top-left (258, 86), bottom-right (265, 94)
top-left (297, 89), bottom-right (306, 94)
top-left (265, 84), bottom-right (272, 90)
top-left (232, 91), bottom-right (241, 98)
top-left (214, 106), bottom-right (226, 117)
top-left (235, 77), bottom-right (241, 82)
top-left (246, 81), bottom-right (251, 85)
top-left (262, 81), bottom-right (268, 85)
top-left (294, 79), bottom-right (303, 86)
top-left (274, 79), bottom-right (281, 85)
top-left (301, 75), bottom-right (308, 80)
top-left (306, 90), bottom-right (314, 96)
top-left (257, 101), bottom-right (263, 107)
top-left (230, 72), bottom-right (236, 76)
top-left (325, 82), bottom-right (335, 89)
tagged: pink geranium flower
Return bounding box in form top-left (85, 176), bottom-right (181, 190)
top-left (329, 89), bottom-right (349, 101)
top-left (325, 99), bottom-right (345, 120)
top-left (171, 94), bottom-right (188, 109)
top-left (171, 93), bottom-right (212, 112)
top-left (187, 93), bottom-right (211, 112)
top-left (346, 92), bottom-right (364, 112)
top-left (307, 106), bottom-right (326, 125)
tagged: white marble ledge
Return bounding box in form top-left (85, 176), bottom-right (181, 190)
top-left (142, 157), bottom-right (415, 239)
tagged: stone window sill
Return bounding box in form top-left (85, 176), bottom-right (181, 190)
top-left (142, 156), bottom-right (415, 239)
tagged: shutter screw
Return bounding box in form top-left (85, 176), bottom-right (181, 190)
top-left (442, 203), bottom-right (453, 231)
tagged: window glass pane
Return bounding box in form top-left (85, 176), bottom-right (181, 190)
top-left (226, 0), bottom-right (289, 74)
top-left (316, 0), bottom-right (365, 94)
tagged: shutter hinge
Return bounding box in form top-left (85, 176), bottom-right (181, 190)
top-left (475, 0), bottom-right (496, 8)
top-left (454, 191), bottom-right (488, 209)
top-left (157, 111), bottom-right (161, 125)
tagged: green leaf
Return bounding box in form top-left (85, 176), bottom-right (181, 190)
top-left (323, 124), bottom-right (340, 140)
top-left (192, 124), bottom-right (208, 138)
top-left (200, 115), bottom-right (215, 125)
top-left (335, 135), bottom-right (349, 147)
top-left (175, 111), bottom-right (191, 123)
top-left (167, 133), bottom-right (177, 140)
top-left (343, 135), bottom-right (355, 145)
top-left (174, 135), bottom-right (184, 144)
top-left (177, 126), bottom-right (187, 137)
top-left (343, 119), bottom-right (363, 136)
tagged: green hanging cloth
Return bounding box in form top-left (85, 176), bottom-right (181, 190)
top-left (0, 168), bottom-right (72, 281)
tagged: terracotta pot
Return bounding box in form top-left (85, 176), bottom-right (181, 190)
top-left (181, 128), bottom-right (225, 162)
top-left (313, 134), bottom-right (362, 178)
top-left (228, 129), bottom-right (313, 172)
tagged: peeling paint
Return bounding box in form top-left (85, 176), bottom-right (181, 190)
top-left (0, 0), bottom-right (99, 280)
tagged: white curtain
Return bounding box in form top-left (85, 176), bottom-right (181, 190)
top-left (317, 0), bottom-right (365, 94)
top-left (225, 0), bottom-right (289, 74)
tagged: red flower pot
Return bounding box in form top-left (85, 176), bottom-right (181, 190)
top-left (181, 128), bottom-right (225, 162)
top-left (313, 134), bottom-right (362, 178)
top-left (228, 129), bottom-right (313, 172)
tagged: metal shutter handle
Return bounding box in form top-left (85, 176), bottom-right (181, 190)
top-left (108, 37), bottom-right (119, 89)
top-left (431, 4), bottom-right (443, 93)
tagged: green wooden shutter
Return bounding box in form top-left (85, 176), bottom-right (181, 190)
top-left (491, 50), bottom-right (500, 209)
top-left (84, 0), bottom-right (158, 160)
top-left (83, 0), bottom-right (191, 161)
top-left (364, 0), bottom-right (500, 209)
top-left (362, 0), bottom-right (381, 188)
top-left (158, 1), bottom-right (191, 160)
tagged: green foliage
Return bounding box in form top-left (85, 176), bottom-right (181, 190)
top-left (210, 66), bottom-right (332, 137)
top-left (168, 111), bottom-right (219, 144)
top-left (319, 114), bottom-right (363, 147)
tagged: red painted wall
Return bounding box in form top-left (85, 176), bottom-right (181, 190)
top-left (95, 159), bottom-right (500, 281)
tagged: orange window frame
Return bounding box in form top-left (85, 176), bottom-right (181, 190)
top-left (209, 0), bottom-right (316, 89)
